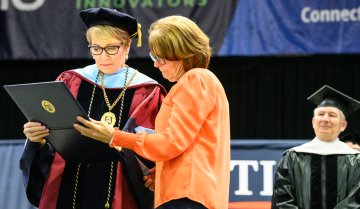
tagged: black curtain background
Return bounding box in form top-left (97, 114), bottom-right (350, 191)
top-left (1, 54), bottom-right (360, 140)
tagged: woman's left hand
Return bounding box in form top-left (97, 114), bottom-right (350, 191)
top-left (74, 116), bottom-right (115, 144)
top-left (143, 167), bottom-right (156, 192)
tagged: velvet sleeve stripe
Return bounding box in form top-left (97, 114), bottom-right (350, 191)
top-left (326, 156), bottom-right (338, 209)
top-left (310, 155), bottom-right (322, 209)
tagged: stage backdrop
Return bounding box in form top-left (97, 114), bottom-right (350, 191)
top-left (0, 0), bottom-right (237, 59)
top-left (2, 0), bottom-right (360, 59)
top-left (220, 0), bottom-right (360, 56)
top-left (0, 139), bottom-right (306, 209)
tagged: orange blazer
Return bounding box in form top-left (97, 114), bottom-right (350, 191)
top-left (112, 68), bottom-right (230, 209)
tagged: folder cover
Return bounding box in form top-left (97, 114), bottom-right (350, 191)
top-left (4, 81), bottom-right (119, 162)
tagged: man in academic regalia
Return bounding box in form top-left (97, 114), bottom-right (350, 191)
top-left (272, 85), bottom-right (360, 209)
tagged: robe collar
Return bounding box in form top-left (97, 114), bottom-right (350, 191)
top-left (292, 137), bottom-right (360, 155)
top-left (73, 64), bottom-right (157, 88)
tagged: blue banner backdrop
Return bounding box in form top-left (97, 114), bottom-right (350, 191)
top-left (0, 139), bottom-right (306, 209)
top-left (220, 0), bottom-right (360, 56)
top-left (2, 0), bottom-right (360, 59)
top-left (0, 0), bottom-right (237, 59)
top-left (228, 140), bottom-right (306, 209)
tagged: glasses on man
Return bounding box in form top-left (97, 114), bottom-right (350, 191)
top-left (149, 53), bottom-right (166, 65)
top-left (88, 44), bottom-right (123, 55)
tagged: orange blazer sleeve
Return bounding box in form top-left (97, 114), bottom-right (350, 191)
top-left (112, 69), bottom-right (217, 162)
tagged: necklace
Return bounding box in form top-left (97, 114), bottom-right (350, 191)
top-left (100, 67), bottom-right (138, 127)
top-left (72, 66), bottom-right (138, 209)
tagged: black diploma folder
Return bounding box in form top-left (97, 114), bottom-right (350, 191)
top-left (4, 81), bottom-right (119, 162)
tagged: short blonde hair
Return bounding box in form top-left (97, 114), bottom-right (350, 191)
top-left (86, 25), bottom-right (130, 47)
top-left (148, 15), bottom-right (211, 72)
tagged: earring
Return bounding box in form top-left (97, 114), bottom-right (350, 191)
top-left (125, 54), bottom-right (129, 60)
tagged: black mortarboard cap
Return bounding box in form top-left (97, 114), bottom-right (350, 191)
top-left (340, 131), bottom-right (360, 145)
top-left (307, 85), bottom-right (360, 116)
top-left (79, 8), bottom-right (142, 46)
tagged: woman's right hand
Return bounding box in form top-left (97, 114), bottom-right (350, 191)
top-left (23, 122), bottom-right (49, 147)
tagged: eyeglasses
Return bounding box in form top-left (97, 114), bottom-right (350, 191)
top-left (88, 44), bottom-right (123, 55)
top-left (149, 53), bottom-right (166, 65)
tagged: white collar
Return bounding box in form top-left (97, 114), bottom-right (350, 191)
top-left (292, 137), bottom-right (360, 155)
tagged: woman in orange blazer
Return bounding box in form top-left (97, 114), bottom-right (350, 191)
top-left (75, 15), bottom-right (231, 209)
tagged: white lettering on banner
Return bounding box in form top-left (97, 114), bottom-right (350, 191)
top-left (230, 160), bottom-right (276, 196)
top-left (76, 0), bottom-right (207, 9)
top-left (301, 6), bottom-right (360, 23)
top-left (1, 0), bottom-right (45, 11)
top-left (259, 160), bottom-right (276, 196)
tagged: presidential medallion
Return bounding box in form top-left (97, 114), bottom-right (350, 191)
top-left (101, 112), bottom-right (116, 127)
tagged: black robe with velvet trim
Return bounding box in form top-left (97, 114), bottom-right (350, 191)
top-left (20, 69), bottom-right (166, 209)
top-left (272, 150), bottom-right (360, 209)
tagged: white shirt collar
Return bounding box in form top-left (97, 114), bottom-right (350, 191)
top-left (292, 137), bottom-right (360, 155)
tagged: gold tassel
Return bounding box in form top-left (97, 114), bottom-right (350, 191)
top-left (137, 23), bottom-right (142, 47)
